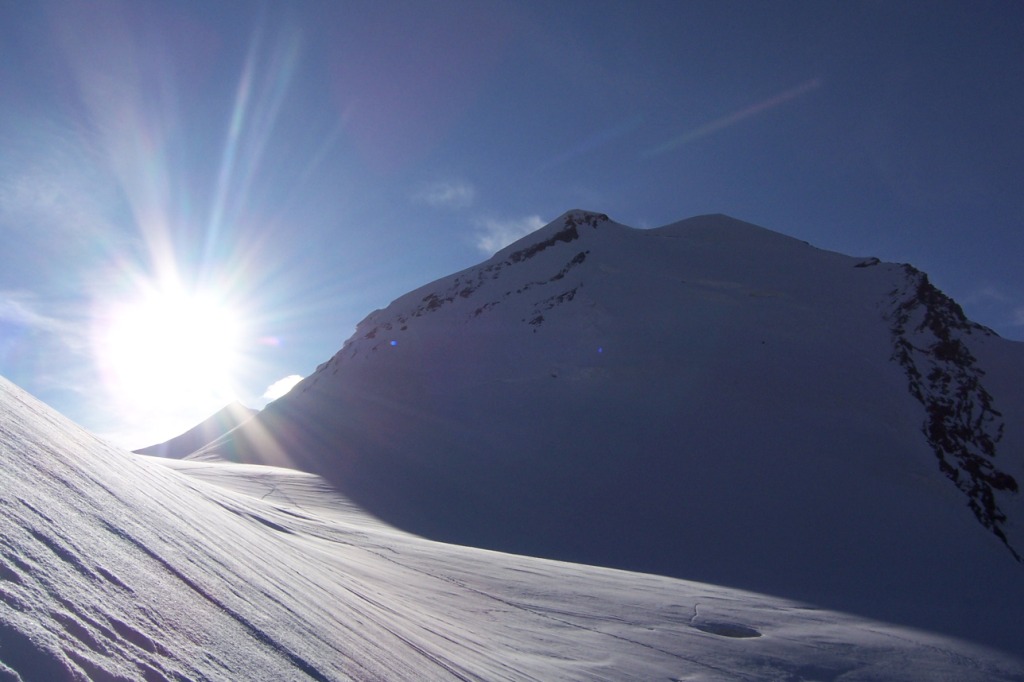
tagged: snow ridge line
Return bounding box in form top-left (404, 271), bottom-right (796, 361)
top-left (312, 215), bottom-right (602, 376)
top-left (885, 264), bottom-right (1020, 562)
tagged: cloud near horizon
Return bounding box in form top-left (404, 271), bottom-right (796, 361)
top-left (263, 374), bottom-right (303, 400)
top-left (414, 181), bottom-right (476, 209)
top-left (963, 286), bottom-right (1024, 332)
top-left (475, 215), bottom-right (545, 255)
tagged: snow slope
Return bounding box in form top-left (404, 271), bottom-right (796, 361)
top-left (197, 211), bottom-right (1024, 656)
top-left (2, 376), bottom-right (1023, 680)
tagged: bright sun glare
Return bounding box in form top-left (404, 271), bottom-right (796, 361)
top-left (98, 284), bottom-right (243, 411)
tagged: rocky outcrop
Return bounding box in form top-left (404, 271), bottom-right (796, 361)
top-left (312, 213), bottom-right (602, 375)
top-left (886, 265), bottom-right (1020, 561)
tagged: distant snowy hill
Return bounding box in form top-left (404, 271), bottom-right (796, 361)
top-left (133, 401), bottom-right (257, 458)
top-left (198, 211), bottom-right (1024, 655)
top-left (2, 376), bottom-right (1023, 679)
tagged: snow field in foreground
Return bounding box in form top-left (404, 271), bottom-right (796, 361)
top-left (1, 377), bottom-right (1023, 680)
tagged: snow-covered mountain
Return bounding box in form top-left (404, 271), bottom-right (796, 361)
top-left (2, 376), bottom-right (1024, 680)
top-left (133, 401), bottom-right (257, 458)
top-left (2, 210), bottom-right (1023, 678)
top-left (197, 211), bottom-right (1024, 655)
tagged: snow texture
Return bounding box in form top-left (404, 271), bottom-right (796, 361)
top-left (1, 376), bottom-right (1023, 680)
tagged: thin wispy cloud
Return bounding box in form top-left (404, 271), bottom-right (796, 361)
top-left (263, 374), bottom-right (303, 400)
top-left (0, 290), bottom-right (91, 356)
top-left (0, 126), bottom-right (122, 244)
top-left (414, 181), bottom-right (476, 209)
top-left (539, 115), bottom-right (643, 171)
top-left (1, 168), bottom-right (105, 241)
top-left (0, 291), bottom-right (67, 333)
top-left (964, 286), bottom-right (1010, 305)
top-left (646, 78), bottom-right (822, 157)
top-left (0, 290), bottom-right (95, 405)
top-left (475, 215), bottom-right (545, 255)
top-left (961, 286), bottom-right (1024, 336)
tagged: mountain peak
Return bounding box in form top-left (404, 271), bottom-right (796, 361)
top-left (134, 401), bottom-right (257, 458)
top-left (195, 211), bottom-right (1024, 654)
top-left (557, 208), bottom-right (611, 228)
top-left (492, 209), bottom-right (611, 262)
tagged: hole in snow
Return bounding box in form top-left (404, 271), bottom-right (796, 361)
top-left (692, 621), bottom-right (762, 638)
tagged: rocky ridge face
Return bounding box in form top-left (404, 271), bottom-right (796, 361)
top-left (308, 210), bottom-right (608, 378)
top-left (886, 264), bottom-right (1020, 561)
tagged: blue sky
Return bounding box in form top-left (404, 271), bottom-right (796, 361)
top-left (1, 0), bottom-right (1022, 448)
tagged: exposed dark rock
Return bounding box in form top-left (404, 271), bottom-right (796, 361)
top-left (886, 265), bottom-right (1019, 561)
top-left (508, 224), bottom-right (579, 264)
top-left (505, 211), bottom-right (606, 264)
top-left (551, 251), bottom-right (588, 281)
top-left (562, 210), bottom-right (609, 230)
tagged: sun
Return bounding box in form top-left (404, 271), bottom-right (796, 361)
top-left (97, 283), bottom-right (244, 412)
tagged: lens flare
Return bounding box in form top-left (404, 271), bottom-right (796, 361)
top-left (95, 280), bottom-right (243, 412)
top-left (43, 7), bottom-right (308, 445)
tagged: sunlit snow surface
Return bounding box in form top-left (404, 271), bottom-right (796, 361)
top-left (1, 378), bottom-right (1022, 680)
